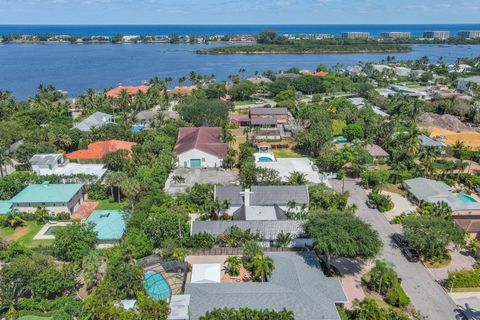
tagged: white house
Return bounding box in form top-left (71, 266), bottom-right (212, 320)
top-left (457, 76), bottom-right (480, 95)
top-left (173, 127), bottom-right (227, 168)
top-left (29, 154), bottom-right (106, 180)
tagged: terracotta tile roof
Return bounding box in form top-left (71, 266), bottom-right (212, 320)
top-left (303, 71), bottom-right (329, 77)
top-left (174, 127), bottom-right (227, 158)
top-left (66, 140), bottom-right (137, 160)
top-left (170, 86), bottom-right (196, 96)
top-left (105, 85), bottom-right (149, 98)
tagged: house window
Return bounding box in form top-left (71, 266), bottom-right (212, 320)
top-left (184, 161), bottom-right (188, 167)
top-left (202, 158), bottom-right (205, 162)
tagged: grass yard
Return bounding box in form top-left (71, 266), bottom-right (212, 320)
top-left (273, 148), bottom-right (303, 158)
top-left (0, 221), bottom-right (52, 248)
top-left (233, 100), bottom-right (257, 106)
top-left (18, 316), bottom-right (53, 320)
top-left (96, 198), bottom-right (123, 210)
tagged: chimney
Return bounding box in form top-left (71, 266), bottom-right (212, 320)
top-left (244, 188), bottom-right (251, 207)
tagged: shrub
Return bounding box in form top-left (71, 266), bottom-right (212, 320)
top-left (189, 232), bottom-right (217, 249)
top-left (87, 183), bottom-right (109, 200)
top-left (447, 269), bottom-right (480, 288)
top-left (368, 192), bottom-right (393, 212)
top-left (199, 307), bottom-right (294, 320)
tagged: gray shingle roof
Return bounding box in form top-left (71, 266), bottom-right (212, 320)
top-left (250, 107), bottom-right (288, 115)
top-left (185, 252), bottom-right (347, 320)
top-left (191, 220), bottom-right (306, 240)
top-left (403, 177), bottom-right (452, 201)
top-left (215, 185), bottom-right (309, 206)
top-left (29, 154), bottom-right (63, 166)
top-left (73, 112), bottom-right (113, 131)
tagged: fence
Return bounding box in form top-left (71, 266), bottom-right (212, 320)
top-left (189, 246), bottom-right (309, 256)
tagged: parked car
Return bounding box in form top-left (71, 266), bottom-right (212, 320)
top-left (391, 233), bottom-right (408, 248)
top-left (366, 199), bottom-right (377, 209)
top-left (402, 247), bottom-right (420, 263)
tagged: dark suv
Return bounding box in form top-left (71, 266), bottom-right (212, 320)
top-left (391, 233), bottom-right (408, 248)
top-left (402, 247), bottom-right (420, 263)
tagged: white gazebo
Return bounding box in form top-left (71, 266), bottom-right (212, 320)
top-left (190, 264), bottom-right (221, 284)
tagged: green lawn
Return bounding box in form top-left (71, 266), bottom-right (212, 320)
top-left (0, 226), bottom-right (15, 239)
top-left (0, 221), bottom-right (53, 248)
top-left (96, 198), bottom-right (123, 210)
top-left (18, 316), bottom-right (53, 320)
top-left (273, 149), bottom-right (303, 158)
top-left (233, 100), bottom-right (257, 106)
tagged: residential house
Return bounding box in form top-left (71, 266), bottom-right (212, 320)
top-left (394, 67), bottom-right (412, 77)
top-left (403, 177), bottom-right (480, 236)
top-left (66, 140), bottom-right (137, 161)
top-left (249, 107), bottom-right (289, 125)
top-left (214, 185), bottom-right (309, 220)
top-left (0, 201), bottom-right (13, 215)
top-left (457, 76), bottom-right (480, 95)
top-left (366, 144), bottom-right (389, 159)
top-left (174, 127), bottom-right (227, 168)
top-left (29, 154), bottom-right (107, 180)
top-left (246, 76), bottom-right (272, 84)
top-left (170, 86), bottom-right (197, 96)
top-left (372, 64), bottom-right (392, 73)
top-left (105, 85), bottom-right (149, 98)
top-left (9, 182), bottom-right (84, 214)
top-left (184, 252), bottom-right (347, 320)
top-left (73, 111), bottom-right (113, 132)
top-left (418, 134), bottom-right (446, 149)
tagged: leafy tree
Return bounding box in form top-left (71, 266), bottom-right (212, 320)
top-left (200, 307), bottom-right (294, 320)
top-left (403, 216), bottom-right (465, 260)
top-left (243, 240), bottom-right (262, 260)
top-left (52, 222), bottom-right (97, 262)
top-left (136, 291), bottom-right (170, 320)
top-left (225, 256), bottom-right (243, 277)
top-left (305, 212), bottom-right (382, 267)
top-left (178, 98), bottom-right (232, 126)
top-left (122, 228), bottom-right (153, 258)
top-left (205, 83), bottom-right (227, 99)
top-left (276, 231), bottom-right (293, 248)
top-left (419, 201), bottom-right (452, 219)
top-left (189, 232), bottom-right (217, 249)
top-left (257, 30), bottom-right (281, 44)
top-left (288, 171), bottom-right (307, 185)
top-left (343, 123), bottom-right (365, 140)
top-left (142, 210), bottom-right (189, 247)
top-left (229, 80), bottom-right (256, 101)
top-left (309, 184), bottom-right (349, 211)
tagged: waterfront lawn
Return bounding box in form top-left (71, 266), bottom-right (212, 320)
top-left (96, 198), bottom-right (123, 210)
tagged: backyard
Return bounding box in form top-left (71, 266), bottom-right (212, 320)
top-left (0, 221), bottom-right (53, 248)
top-left (95, 198), bottom-right (124, 210)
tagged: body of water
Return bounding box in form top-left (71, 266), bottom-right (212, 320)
top-left (2, 24), bottom-right (480, 37)
top-left (1, 43), bottom-right (480, 99)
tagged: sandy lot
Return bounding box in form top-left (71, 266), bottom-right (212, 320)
top-left (421, 126), bottom-right (480, 148)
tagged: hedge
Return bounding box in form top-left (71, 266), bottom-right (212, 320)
top-left (447, 269), bottom-right (480, 288)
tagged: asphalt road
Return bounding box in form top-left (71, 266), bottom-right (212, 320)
top-left (330, 179), bottom-right (460, 320)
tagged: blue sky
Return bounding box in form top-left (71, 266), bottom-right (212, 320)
top-left (1, 0), bottom-right (479, 24)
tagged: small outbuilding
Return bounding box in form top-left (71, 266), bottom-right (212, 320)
top-left (190, 264), bottom-right (221, 284)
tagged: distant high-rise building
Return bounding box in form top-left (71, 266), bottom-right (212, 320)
top-left (380, 32), bottom-right (411, 39)
top-left (342, 32), bottom-right (370, 39)
top-left (423, 31), bottom-right (450, 40)
top-left (458, 30), bottom-right (480, 39)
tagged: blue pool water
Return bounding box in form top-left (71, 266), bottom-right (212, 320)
top-left (457, 194), bottom-right (478, 203)
top-left (44, 226), bottom-right (61, 235)
top-left (143, 271), bottom-right (171, 301)
top-left (258, 157), bottom-right (274, 162)
top-left (334, 136), bottom-right (349, 143)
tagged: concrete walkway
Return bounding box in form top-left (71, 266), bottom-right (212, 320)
top-left (381, 190), bottom-right (417, 221)
top-left (330, 179), bottom-right (459, 320)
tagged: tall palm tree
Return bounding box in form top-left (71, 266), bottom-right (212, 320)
top-left (250, 254), bottom-right (275, 282)
top-left (276, 231), bottom-right (293, 248)
top-left (120, 178), bottom-right (142, 210)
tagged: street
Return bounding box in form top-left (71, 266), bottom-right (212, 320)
top-left (330, 179), bottom-right (460, 320)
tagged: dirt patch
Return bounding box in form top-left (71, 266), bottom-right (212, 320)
top-left (6, 226), bottom-right (29, 241)
top-left (417, 112), bottom-right (478, 133)
top-left (420, 127), bottom-right (480, 148)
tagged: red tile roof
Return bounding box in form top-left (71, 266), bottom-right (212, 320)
top-left (174, 127), bottom-right (227, 158)
top-left (303, 71), bottom-right (329, 77)
top-left (170, 86), bottom-right (196, 96)
top-left (105, 85), bottom-right (150, 98)
top-left (66, 140), bottom-right (137, 160)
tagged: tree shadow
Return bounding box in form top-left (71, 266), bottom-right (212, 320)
top-left (455, 303), bottom-right (480, 320)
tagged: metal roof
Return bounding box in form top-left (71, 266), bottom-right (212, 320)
top-left (185, 252), bottom-right (347, 320)
top-left (85, 210), bottom-right (127, 241)
top-left (215, 185), bottom-right (309, 206)
top-left (11, 183), bottom-right (83, 204)
top-left (0, 201), bottom-right (12, 214)
top-left (418, 134), bottom-right (445, 148)
top-left (29, 154), bottom-right (63, 166)
top-left (250, 107), bottom-right (288, 115)
top-left (191, 220), bottom-right (306, 240)
top-left (73, 112), bottom-right (113, 132)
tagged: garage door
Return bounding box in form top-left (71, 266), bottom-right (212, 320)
top-left (190, 159), bottom-right (201, 168)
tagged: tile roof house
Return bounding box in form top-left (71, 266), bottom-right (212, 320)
top-left (66, 140), bottom-right (137, 161)
top-left (170, 86), bottom-right (197, 96)
top-left (215, 185), bottom-right (309, 221)
top-left (73, 112), bottom-right (113, 132)
top-left (174, 127), bottom-right (227, 168)
top-left (105, 85), bottom-right (150, 98)
top-left (185, 252), bottom-right (347, 320)
top-left (10, 182), bottom-right (84, 214)
top-left (365, 144), bottom-right (389, 159)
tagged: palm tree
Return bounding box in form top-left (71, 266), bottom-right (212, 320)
top-left (250, 254), bottom-right (275, 282)
top-left (287, 171), bottom-right (307, 186)
top-left (276, 231), bottom-right (293, 248)
top-left (120, 178), bottom-right (142, 210)
top-left (225, 256), bottom-right (242, 277)
top-left (0, 153), bottom-right (13, 177)
top-left (106, 171), bottom-right (128, 202)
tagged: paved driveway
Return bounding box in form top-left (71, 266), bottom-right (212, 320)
top-left (330, 179), bottom-right (459, 320)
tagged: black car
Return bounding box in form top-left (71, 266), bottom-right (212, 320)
top-left (402, 247), bottom-right (420, 263)
top-left (391, 233), bottom-right (408, 248)
top-left (366, 199), bottom-right (377, 209)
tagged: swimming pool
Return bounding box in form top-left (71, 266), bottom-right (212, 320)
top-left (143, 271), bottom-right (171, 301)
top-left (44, 226), bottom-right (61, 235)
top-left (334, 136), bottom-right (348, 143)
top-left (258, 157), bottom-right (274, 162)
top-left (457, 194), bottom-right (478, 203)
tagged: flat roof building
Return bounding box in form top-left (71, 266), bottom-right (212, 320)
top-left (380, 32), bottom-right (411, 38)
top-left (458, 31), bottom-right (480, 39)
top-left (342, 32), bottom-right (370, 39)
top-left (424, 31), bottom-right (450, 40)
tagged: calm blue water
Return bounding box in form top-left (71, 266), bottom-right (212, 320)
top-left (2, 24), bottom-right (480, 37)
top-left (2, 43), bottom-right (480, 100)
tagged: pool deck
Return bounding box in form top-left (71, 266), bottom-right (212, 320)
top-left (33, 221), bottom-right (72, 240)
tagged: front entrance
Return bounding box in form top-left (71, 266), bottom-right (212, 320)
top-left (190, 159), bottom-right (201, 168)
